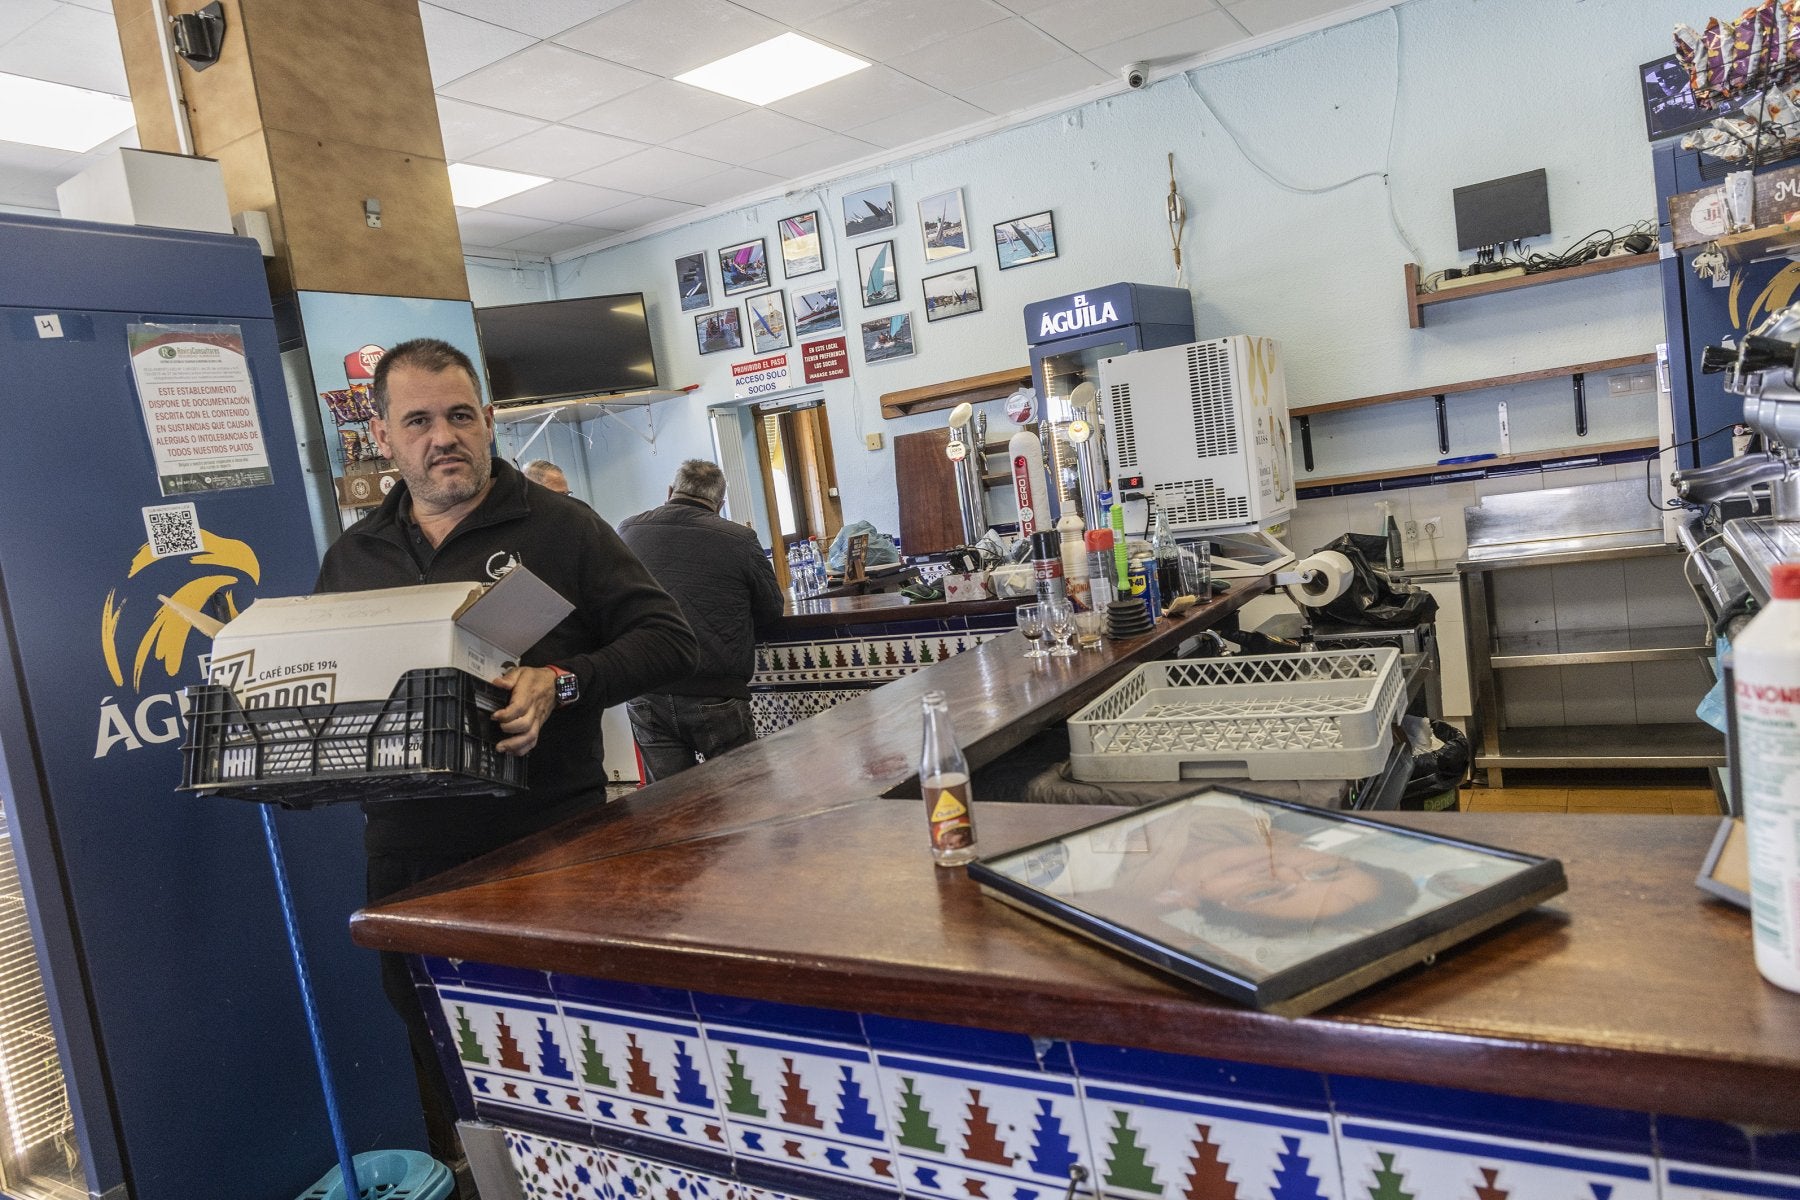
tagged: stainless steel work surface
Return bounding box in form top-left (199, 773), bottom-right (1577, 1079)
top-left (1723, 515), bottom-right (1800, 607)
top-left (1460, 478), bottom-right (1673, 570)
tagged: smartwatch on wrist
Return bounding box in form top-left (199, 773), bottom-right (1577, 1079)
top-left (545, 664), bottom-right (579, 708)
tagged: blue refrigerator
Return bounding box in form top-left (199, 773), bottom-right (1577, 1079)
top-left (0, 214), bottom-right (422, 1198)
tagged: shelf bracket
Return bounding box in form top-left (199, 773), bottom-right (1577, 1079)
top-left (1434, 394), bottom-right (1449, 455)
top-left (1572, 372), bottom-right (1588, 438)
top-left (1298, 415), bottom-right (1314, 473)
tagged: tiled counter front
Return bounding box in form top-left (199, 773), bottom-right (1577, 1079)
top-left (418, 959), bottom-right (1800, 1200)
top-left (750, 611), bottom-right (1016, 736)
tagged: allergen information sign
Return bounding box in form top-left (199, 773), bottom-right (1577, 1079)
top-left (801, 336), bottom-right (850, 383)
top-left (731, 353), bottom-right (789, 401)
top-left (128, 323), bottom-right (273, 495)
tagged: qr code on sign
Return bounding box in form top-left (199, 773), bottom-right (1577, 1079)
top-left (142, 502), bottom-right (202, 559)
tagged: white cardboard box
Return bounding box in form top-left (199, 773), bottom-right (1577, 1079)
top-left (56, 147), bottom-right (234, 235)
top-left (941, 570), bottom-right (991, 602)
top-left (205, 568), bottom-right (573, 708)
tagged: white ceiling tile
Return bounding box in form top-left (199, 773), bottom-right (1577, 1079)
top-left (669, 108), bottom-right (821, 162)
top-left (846, 96), bottom-right (989, 150)
top-left (486, 179), bottom-right (639, 221)
top-left (499, 223), bottom-right (614, 254)
top-left (563, 80), bottom-right (749, 143)
top-left (585, 195), bottom-right (703, 227)
top-left (731, 0), bottom-right (860, 23)
top-left (768, 66), bottom-right (943, 132)
top-left (439, 43), bottom-right (657, 121)
top-left (993, 0), bottom-right (1064, 12)
top-left (420, 4), bottom-right (538, 86)
top-left (470, 123), bottom-right (648, 174)
top-left (0, 3), bottom-right (128, 95)
top-left (753, 133), bottom-right (881, 181)
top-left (1030, 0), bottom-right (1220, 53)
top-left (0, 1), bottom-right (59, 47)
top-left (457, 209), bottom-right (558, 248)
top-left (0, 139), bottom-right (80, 173)
top-left (579, 146), bottom-right (729, 192)
top-left (960, 54), bottom-right (1111, 116)
top-left (655, 165), bottom-right (783, 206)
top-left (888, 17), bottom-right (1067, 95)
top-left (806, 0), bottom-right (1013, 60)
top-left (555, 0), bottom-right (786, 77)
top-left (568, 210), bottom-right (629, 230)
top-left (436, 98), bottom-right (548, 159)
top-left (426, 0), bottom-right (635, 39)
top-left (1224, 0), bottom-right (1367, 37)
top-left (1082, 8), bottom-right (1244, 72)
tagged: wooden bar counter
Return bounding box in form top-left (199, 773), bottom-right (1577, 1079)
top-left (354, 577), bottom-right (1800, 1199)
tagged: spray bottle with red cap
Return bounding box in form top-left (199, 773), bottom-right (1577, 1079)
top-left (1731, 560), bottom-right (1800, 993)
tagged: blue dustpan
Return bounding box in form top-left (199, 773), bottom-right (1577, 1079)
top-left (297, 1148), bottom-right (453, 1200)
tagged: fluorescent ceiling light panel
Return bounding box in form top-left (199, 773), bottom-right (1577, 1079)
top-left (0, 73), bottom-right (135, 153)
top-left (676, 33), bottom-right (867, 106)
top-left (450, 162), bottom-right (551, 208)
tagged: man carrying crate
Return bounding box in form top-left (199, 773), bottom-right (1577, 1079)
top-left (315, 337), bottom-right (697, 1163)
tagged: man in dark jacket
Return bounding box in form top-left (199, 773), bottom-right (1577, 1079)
top-left (618, 459), bottom-right (783, 781)
top-left (314, 337), bottom-right (696, 1160)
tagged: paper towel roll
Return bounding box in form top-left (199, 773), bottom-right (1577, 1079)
top-left (1291, 550), bottom-right (1353, 606)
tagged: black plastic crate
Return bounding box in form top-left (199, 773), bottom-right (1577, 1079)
top-left (180, 667), bottom-right (526, 808)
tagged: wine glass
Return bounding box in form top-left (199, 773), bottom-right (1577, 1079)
top-left (1016, 603), bottom-right (1047, 659)
top-left (1045, 598), bottom-right (1077, 657)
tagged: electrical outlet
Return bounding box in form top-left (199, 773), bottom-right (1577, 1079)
top-left (1607, 371), bottom-right (1654, 395)
top-left (864, 432), bottom-right (883, 451)
top-left (1403, 520), bottom-right (1419, 542)
top-left (1422, 516), bottom-right (1441, 538)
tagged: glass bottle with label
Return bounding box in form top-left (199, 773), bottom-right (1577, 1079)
top-left (1151, 503), bottom-right (1182, 606)
top-left (919, 690), bottom-right (977, 866)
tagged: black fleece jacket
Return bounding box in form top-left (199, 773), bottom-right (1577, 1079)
top-left (617, 496), bottom-right (784, 699)
top-left (316, 459), bottom-right (696, 855)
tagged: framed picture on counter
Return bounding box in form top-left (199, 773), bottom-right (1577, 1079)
top-left (843, 182), bottom-right (896, 237)
top-left (694, 307), bottom-right (744, 355)
top-left (995, 210), bottom-right (1057, 269)
top-left (745, 290), bottom-right (790, 353)
top-left (857, 239), bottom-right (899, 307)
top-left (968, 787), bottom-right (1567, 1015)
top-left (719, 238), bottom-right (769, 295)
top-left (779, 211), bottom-right (824, 277)
top-left (675, 251), bottom-right (710, 311)
top-left (793, 283), bottom-right (842, 335)
top-left (922, 265), bottom-right (981, 322)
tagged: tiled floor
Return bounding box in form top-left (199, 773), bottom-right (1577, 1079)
top-left (1464, 769), bottom-right (1724, 815)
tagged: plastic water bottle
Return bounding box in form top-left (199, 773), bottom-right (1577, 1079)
top-left (810, 536), bottom-right (828, 591)
top-left (1732, 560), bottom-right (1800, 993)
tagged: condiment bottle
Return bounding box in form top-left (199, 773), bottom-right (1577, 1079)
top-left (1030, 530), bottom-right (1066, 608)
top-left (1085, 529), bottom-right (1116, 609)
top-left (919, 690), bottom-right (977, 866)
top-left (1731, 561), bottom-right (1800, 993)
top-left (1058, 513), bottom-right (1090, 611)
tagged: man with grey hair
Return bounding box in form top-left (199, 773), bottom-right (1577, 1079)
top-left (618, 459), bottom-right (783, 781)
top-left (521, 459), bottom-right (570, 494)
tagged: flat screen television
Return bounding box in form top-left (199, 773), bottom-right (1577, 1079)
top-left (475, 293), bottom-right (659, 405)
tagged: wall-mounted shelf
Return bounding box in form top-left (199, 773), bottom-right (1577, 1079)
top-left (1295, 437), bottom-right (1659, 491)
top-left (1294, 353), bottom-right (1657, 418)
top-left (1403, 253), bottom-right (1657, 328)
top-left (880, 366), bottom-right (1031, 420)
top-left (491, 385), bottom-right (696, 427)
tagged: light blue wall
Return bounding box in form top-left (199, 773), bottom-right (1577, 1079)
top-left (467, 257), bottom-right (554, 308)
top-left (542, 0), bottom-right (1693, 536)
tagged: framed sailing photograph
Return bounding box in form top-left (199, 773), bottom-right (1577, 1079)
top-left (674, 251), bottom-right (710, 311)
top-left (718, 238), bottom-right (769, 295)
top-left (779, 211), bottom-right (825, 278)
top-left (994, 210), bottom-right (1058, 269)
top-left (860, 312), bottom-right (915, 364)
top-left (745, 290), bottom-right (791, 353)
top-left (856, 239), bottom-right (899, 307)
top-left (793, 283), bottom-right (842, 335)
top-left (694, 307), bottom-right (744, 355)
top-left (968, 787), bottom-right (1567, 1015)
top-left (922, 265), bottom-right (981, 322)
top-left (843, 182), bottom-right (896, 237)
top-left (918, 187), bottom-right (970, 262)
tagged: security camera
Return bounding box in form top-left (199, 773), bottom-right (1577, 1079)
top-left (1124, 61), bottom-right (1150, 90)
